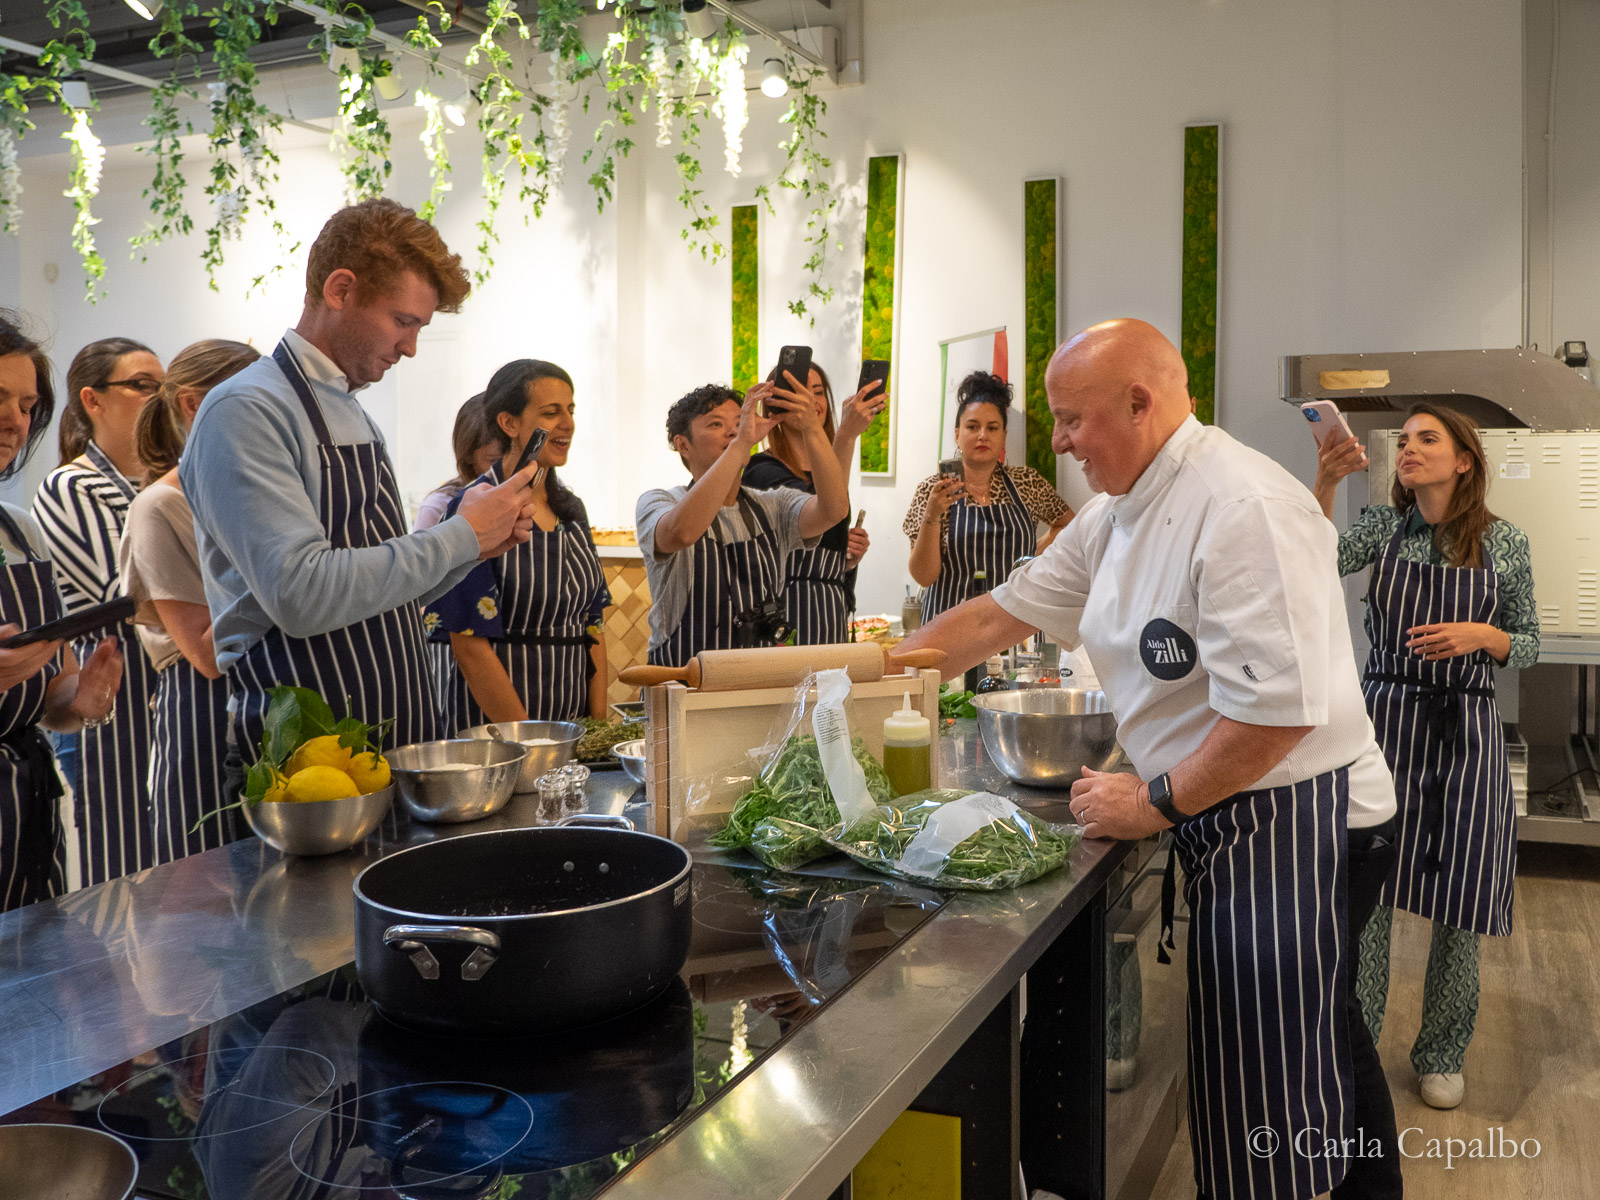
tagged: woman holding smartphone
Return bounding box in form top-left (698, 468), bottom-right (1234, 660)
top-left (119, 339), bottom-right (260, 864)
top-left (425, 360), bottom-right (611, 727)
top-left (0, 313), bottom-right (123, 910)
top-left (744, 360), bottom-right (885, 643)
top-left (1314, 404), bottom-right (1537, 1111)
top-left (33, 336), bottom-right (164, 886)
top-left (902, 372), bottom-right (1073, 621)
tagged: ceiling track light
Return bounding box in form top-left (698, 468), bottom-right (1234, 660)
top-left (760, 57), bottom-right (788, 99)
top-left (123, 0), bottom-right (163, 19)
top-left (60, 80), bottom-right (93, 110)
top-left (441, 85), bottom-right (474, 127)
top-left (682, 0), bottom-right (718, 40)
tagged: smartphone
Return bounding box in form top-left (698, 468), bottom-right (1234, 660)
top-left (1300, 400), bottom-right (1356, 448)
top-left (857, 358), bottom-right (890, 396)
top-left (938, 457), bottom-right (964, 480)
top-left (772, 345), bottom-right (814, 414)
top-left (3, 596), bottom-right (135, 648)
top-left (513, 427), bottom-right (550, 478)
top-left (854, 508), bottom-right (867, 528)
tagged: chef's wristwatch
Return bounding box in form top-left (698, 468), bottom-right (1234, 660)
top-left (1146, 773), bottom-right (1185, 826)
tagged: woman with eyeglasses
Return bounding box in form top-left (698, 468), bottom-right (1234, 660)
top-left (33, 337), bottom-right (164, 886)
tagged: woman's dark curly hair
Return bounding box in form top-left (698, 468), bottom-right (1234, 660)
top-left (482, 359), bottom-right (586, 527)
top-left (954, 370), bottom-right (1013, 428)
top-left (0, 310), bottom-right (58, 481)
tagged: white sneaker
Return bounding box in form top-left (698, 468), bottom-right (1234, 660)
top-left (1420, 1072), bottom-right (1464, 1109)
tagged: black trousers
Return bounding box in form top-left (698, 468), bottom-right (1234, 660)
top-left (1198, 818), bottom-right (1403, 1200)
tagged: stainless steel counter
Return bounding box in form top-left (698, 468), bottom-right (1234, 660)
top-left (0, 725), bottom-right (1133, 1199)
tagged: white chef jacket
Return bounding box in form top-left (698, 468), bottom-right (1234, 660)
top-left (992, 416), bottom-right (1395, 828)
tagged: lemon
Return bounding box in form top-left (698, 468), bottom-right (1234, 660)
top-left (347, 751), bottom-right (391, 794)
top-left (286, 765), bottom-right (361, 803)
top-left (285, 734), bottom-right (354, 777)
top-left (261, 770), bottom-right (291, 803)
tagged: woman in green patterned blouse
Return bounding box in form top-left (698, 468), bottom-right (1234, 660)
top-left (1314, 402), bottom-right (1537, 1113)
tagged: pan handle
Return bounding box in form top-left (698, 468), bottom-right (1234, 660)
top-left (383, 924), bottom-right (502, 982)
top-left (555, 813), bottom-right (635, 831)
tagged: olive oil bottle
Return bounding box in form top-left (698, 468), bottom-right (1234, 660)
top-left (882, 692), bottom-right (933, 796)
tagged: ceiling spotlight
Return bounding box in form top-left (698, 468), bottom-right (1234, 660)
top-left (374, 61), bottom-right (406, 102)
top-left (60, 80), bottom-right (93, 110)
top-left (123, 0), bottom-right (163, 18)
top-left (682, 0), bottom-right (718, 40)
top-left (327, 45), bottom-right (360, 77)
top-left (760, 58), bottom-right (788, 99)
top-left (441, 86), bottom-right (474, 127)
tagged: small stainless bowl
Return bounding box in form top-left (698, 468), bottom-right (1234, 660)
top-left (612, 738), bottom-right (647, 785)
top-left (0, 1123), bottom-right (137, 1200)
top-left (387, 738), bottom-right (528, 823)
top-left (972, 688), bottom-right (1121, 787)
top-left (458, 720), bottom-right (584, 792)
top-left (243, 784), bottom-right (394, 855)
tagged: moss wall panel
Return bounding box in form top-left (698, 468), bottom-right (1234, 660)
top-left (1023, 177), bottom-right (1059, 481)
top-left (1181, 124), bottom-right (1220, 426)
top-left (859, 154), bottom-right (902, 476)
top-left (731, 204), bottom-right (759, 393)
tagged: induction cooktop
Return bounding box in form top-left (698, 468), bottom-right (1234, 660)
top-left (2, 861), bottom-right (945, 1200)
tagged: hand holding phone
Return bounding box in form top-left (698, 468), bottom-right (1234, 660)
top-left (771, 345), bottom-right (814, 416)
top-left (513, 427), bottom-right (550, 481)
top-left (1300, 400), bottom-right (1356, 448)
top-left (1, 596), bottom-right (136, 648)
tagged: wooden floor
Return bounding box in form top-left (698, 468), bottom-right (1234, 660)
top-left (1147, 842), bottom-right (1600, 1200)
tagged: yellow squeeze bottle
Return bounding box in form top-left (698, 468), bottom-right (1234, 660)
top-left (882, 691), bottom-right (933, 797)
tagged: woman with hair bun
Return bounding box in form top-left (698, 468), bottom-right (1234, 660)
top-left (33, 336), bottom-right (164, 885)
top-left (902, 371), bottom-right (1074, 621)
top-left (0, 312), bottom-right (123, 910)
top-left (119, 339), bottom-right (260, 863)
top-left (424, 360), bottom-right (611, 727)
top-left (1315, 402), bottom-right (1538, 1113)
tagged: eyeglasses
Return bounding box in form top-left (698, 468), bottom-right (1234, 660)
top-left (97, 378), bottom-right (162, 397)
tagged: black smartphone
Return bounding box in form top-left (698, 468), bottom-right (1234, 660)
top-left (3, 596), bottom-right (136, 648)
top-left (769, 345), bottom-right (814, 416)
top-left (513, 427), bottom-right (550, 478)
top-left (938, 457), bottom-right (963, 480)
top-left (857, 358), bottom-right (890, 396)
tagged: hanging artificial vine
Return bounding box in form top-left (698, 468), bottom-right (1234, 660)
top-left (314, 1), bottom-right (393, 202)
top-left (131, 0), bottom-right (204, 259)
top-left (755, 60), bottom-right (837, 324)
top-left (403, 0), bottom-right (454, 221)
top-left (38, 0), bottom-right (108, 298)
top-left (0, 76), bottom-right (38, 236)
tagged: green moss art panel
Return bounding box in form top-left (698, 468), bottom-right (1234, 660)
top-left (858, 155), bottom-right (900, 475)
top-left (1023, 178), bottom-right (1058, 481)
top-left (1181, 125), bottom-right (1219, 426)
top-left (731, 205), bottom-right (760, 394)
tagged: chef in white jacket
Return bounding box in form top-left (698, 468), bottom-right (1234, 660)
top-left (897, 320), bottom-right (1401, 1200)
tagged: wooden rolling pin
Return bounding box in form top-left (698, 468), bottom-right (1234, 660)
top-left (619, 643), bottom-right (946, 691)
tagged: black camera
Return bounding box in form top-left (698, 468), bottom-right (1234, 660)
top-left (731, 599), bottom-right (793, 649)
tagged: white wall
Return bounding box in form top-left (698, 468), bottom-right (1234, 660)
top-left (2, 0), bottom-right (1524, 622)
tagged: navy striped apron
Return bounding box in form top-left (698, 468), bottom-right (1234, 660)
top-left (0, 509), bottom-right (67, 912)
top-left (229, 342), bottom-right (443, 761)
top-left (1362, 522), bottom-right (1514, 936)
top-left (921, 468), bottom-right (1035, 621)
top-left (1174, 768), bottom-right (1354, 1200)
top-left (647, 491), bottom-right (785, 668)
top-left (148, 657), bottom-right (237, 864)
top-left (782, 535), bottom-right (850, 645)
top-left (73, 443), bottom-right (157, 886)
top-left (437, 462), bottom-right (606, 729)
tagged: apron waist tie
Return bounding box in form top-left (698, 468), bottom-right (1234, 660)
top-left (1364, 672), bottom-right (1495, 872)
top-left (1155, 785), bottom-right (1259, 965)
top-left (491, 632), bottom-right (592, 647)
top-left (1, 725), bottom-right (63, 899)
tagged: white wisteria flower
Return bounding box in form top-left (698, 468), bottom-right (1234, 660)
top-left (64, 110), bottom-right (105, 198)
top-left (713, 34), bottom-right (749, 177)
top-left (0, 126), bottom-right (22, 235)
top-left (547, 58), bottom-right (574, 182)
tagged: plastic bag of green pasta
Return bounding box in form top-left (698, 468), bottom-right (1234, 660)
top-left (825, 788), bottom-right (1082, 890)
top-left (710, 669), bottom-right (894, 870)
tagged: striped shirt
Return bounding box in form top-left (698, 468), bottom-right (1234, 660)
top-left (1336, 504), bottom-right (1540, 668)
top-left (32, 446), bottom-right (135, 616)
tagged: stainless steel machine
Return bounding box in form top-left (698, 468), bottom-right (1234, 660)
top-left (1282, 347), bottom-right (1600, 845)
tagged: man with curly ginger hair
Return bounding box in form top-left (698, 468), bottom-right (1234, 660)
top-left (182, 199), bottom-right (538, 781)
top-left (635, 377), bottom-right (849, 666)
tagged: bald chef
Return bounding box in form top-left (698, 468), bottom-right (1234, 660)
top-left (897, 320), bottom-right (1402, 1200)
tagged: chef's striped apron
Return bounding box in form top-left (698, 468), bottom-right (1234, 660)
top-left (782, 534), bottom-right (850, 645)
top-left (69, 443), bottom-right (158, 885)
top-left (437, 461), bottom-right (607, 729)
top-left (148, 657), bottom-right (237, 863)
top-left (1173, 768), bottom-right (1354, 1200)
top-left (647, 491), bottom-right (785, 669)
top-left (1362, 522), bottom-right (1514, 936)
top-left (0, 509), bottom-right (67, 912)
top-left (921, 467), bottom-right (1036, 621)
top-left (229, 342), bottom-right (443, 761)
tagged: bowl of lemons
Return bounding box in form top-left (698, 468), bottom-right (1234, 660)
top-left (239, 688), bottom-right (395, 856)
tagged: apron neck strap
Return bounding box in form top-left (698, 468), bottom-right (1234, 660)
top-left (733, 488), bottom-right (776, 545)
top-left (0, 508), bottom-right (40, 562)
top-left (83, 442), bottom-right (137, 502)
top-left (272, 341), bottom-right (336, 447)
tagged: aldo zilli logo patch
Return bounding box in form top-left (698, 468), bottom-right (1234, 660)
top-left (1139, 618), bottom-right (1197, 681)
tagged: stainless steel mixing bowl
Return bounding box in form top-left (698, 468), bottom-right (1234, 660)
top-left (243, 784), bottom-right (394, 855)
top-left (972, 688), bottom-right (1121, 787)
top-left (387, 738), bottom-right (528, 823)
top-left (612, 738), bottom-right (647, 785)
top-left (458, 720), bottom-right (584, 792)
top-left (0, 1124), bottom-right (137, 1199)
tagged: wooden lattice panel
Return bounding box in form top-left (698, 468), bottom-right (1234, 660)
top-left (602, 556), bottom-right (652, 704)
